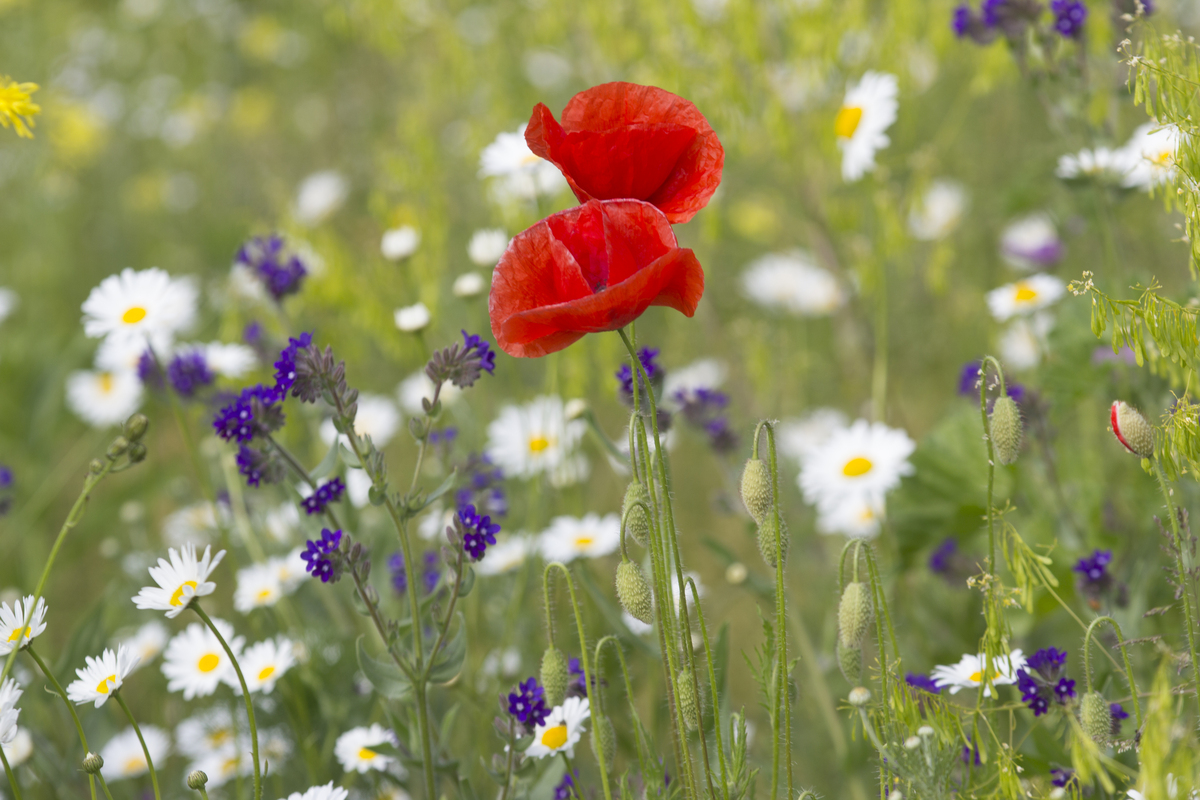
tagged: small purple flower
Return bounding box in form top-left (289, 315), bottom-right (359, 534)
top-left (981, 0), bottom-right (1007, 25)
top-left (1054, 677), bottom-right (1076, 702)
top-left (236, 234), bottom-right (307, 301)
top-left (507, 677), bottom-right (550, 727)
top-left (301, 528), bottom-right (343, 583)
top-left (1073, 549), bottom-right (1112, 584)
top-left (388, 552), bottom-right (407, 594)
top-left (568, 657), bottom-right (588, 698)
top-left (137, 349), bottom-right (164, 389)
top-left (274, 332), bottom-right (313, 397)
top-left (961, 737), bottom-right (981, 766)
top-left (301, 477), bottom-right (346, 515)
top-left (1050, 768), bottom-right (1075, 788)
top-left (958, 361), bottom-right (982, 397)
top-left (429, 428), bottom-right (458, 446)
top-left (459, 504), bottom-right (499, 561)
top-left (167, 350), bottom-right (215, 398)
top-left (952, 3), bottom-right (972, 35)
top-left (929, 538), bottom-right (957, 574)
top-left (1018, 647), bottom-right (1074, 716)
top-left (244, 321), bottom-right (264, 346)
top-left (454, 452), bottom-right (507, 518)
top-left (422, 551), bottom-right (441, 594)
top-left (1050, 0), bottom-right (1086, 37)
top-left (236, 445), bottom-right (270, 487)
top-left (1110, 702), bottom-right (1129, 721)
top-left (554, 771), bottom-right (578, 800)
top-left (0, 466), bottom-right (12, 489)
top-left (461, 331), bottom-right (496, 375)
top-left (905, 673), bottom-right (942, 694)
top-left (213, 384), bottom-right (282, 443)
top-left (616, 347), bottom-right (662, 400)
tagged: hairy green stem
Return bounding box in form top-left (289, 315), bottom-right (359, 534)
top-left (1082, 616), bottom-right (1142, 727)
top-left (114, 692), bottom-right (161, 800)
top-left (684, 580), bottom-right (730, 800)
top-left (1151, 458), bottom-right (1200, 714)
top-left (26, 647), bottom-right (98, 800)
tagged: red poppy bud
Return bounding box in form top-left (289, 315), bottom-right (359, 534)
top-left (1110, 400), bottom-right (1153, 458)
top-left (489, 199), bottom-right (705, 358)
top-left (526, 82), bottom-right (724, 224)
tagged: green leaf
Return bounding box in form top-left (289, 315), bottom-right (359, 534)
top-left (456, 564), bottom-right (475, 599)
top-left (339, 444), bottom-right (361, 468)
top-left (310, 437), bottom-right (342, 479)
top-left (411, 469), bottom-right (457, 514)
top-left (355, 635), bottom-right (412, 701)
top-left (428, 612), bottom-right (467, 684)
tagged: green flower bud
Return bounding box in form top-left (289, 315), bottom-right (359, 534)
top-left (836, 639), bottom-right (862, 684)
top-left (186, 769), bottom-right (208, 790)
top-left (848, 686), bottom-right (871, 707)
top-left (622, 482), bottom-right (651, 546)
top-left (740, 458), bottom-right (772, 524)
top-left (616, 560), bottom-right (654, 625)
top-left (123, 413), bottom-right (150, 442)
top-left (127, 442), bottom-right (148, 464)
top-left (989, 395), bottom-right (1022, 466)
top-left (675, 668), bottom-right (700, 731)
top-left (82, 752), bottom-right (104, 775)
top-left (106, 436), bottom-right (129, 460)
top-left (541, 647), bottom-right (569, 708)
top-left (591, 714), bottom-right (616, 774)
top-left (1111, 400), bottom-right (1154, 458)
top-left (837, 582), bottom-right (873, 651)
top-left (88, 458), bottom-right (106, 475)
top-left (1080, 691), bottom-right (1112, 746)
top-left (756, 512), bottom-right (789, 569)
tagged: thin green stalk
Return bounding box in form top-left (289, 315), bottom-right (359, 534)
top-left (871, 258), bottom-right (889, 424)
top-left (26, 647), bottom-right (98, 800)
top-left (0, 744), bottom-right (22, 800)
top-left (192, 604), bottom-right (261, 800)
top-left (1082, 616), bottom-right (1142, 728)
top-left (196, 787), bottom-right (211, 800)
top-left (684, 580), bottom-right (730, 800)
top-left (1151, 458), bottom-right (1200, 714)
top-left (497, 717), bottom-right (517, 800)
top-left (113, 692), bottom-right (161, 800)
top-left (978, 355), bottom-right (1007, 574)
top-left (594, 636), bottom-right (655, 782)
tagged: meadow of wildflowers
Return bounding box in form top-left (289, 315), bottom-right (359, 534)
top-left (6, 0), bottom-right (1200, 799)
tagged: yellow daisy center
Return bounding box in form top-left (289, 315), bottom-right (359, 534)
top-left (6, 626), bottom-right (30, 643)
top-left (210, 729), bottom-right (231, 745)
top-left (842, 457), bottom-right (873, 477)
top-left (257, 665), bottom-right (276, 682)
top-left (528, 435), bottom-right (551, 453)
top-left (124, 755), bottom-right (146, 773)
top-left (834, 106), bottom-right (863, 139)
top-left (121, 306), bottom-right (148, 324)
top-left (256, 588), bottom-right (274, 602)
top-left (1152, 149), bottom-right (1172, 166)
top-left (541, 724), bottom-right (568, 750)
top-left (98, 372), bottom-right (115, 394)
top-left (520, 153), bottom-right (542, 167)
top-left (1013, 283), bottom-right (1038, 303)
top-left (95, 674), bottom-right (117, 694)
top-left (198, 653), bottom-right (220, 673)
top-left (358, 747), bottom-right (378, 761)
top-left (574, 536), bottom-right (594, 548)
top-left (968, 670), bottom-right (983, 683)
top-left (170, 580), bottom-right (198, 606)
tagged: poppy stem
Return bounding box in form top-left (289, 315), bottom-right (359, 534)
top-left (113, 692), bottom-right (162, 800)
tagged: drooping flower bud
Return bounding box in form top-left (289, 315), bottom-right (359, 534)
top-left (675, 668), bottom-right (700, 731)
top-left (1110, 401), bottom-right (1153, 458)
top-left (989, 395), bottom-right (1022, 465)
top-left (591, 714), bottom-right (616, 774)
top-left (541, 646), bottom-right (569, 707)
top-left (837, 582), bottom-right (874, 650)
top-left (836, 639), bottom-right (862, 684)
top-left (82, 752), bottom-right (104, 775)
top-left (756, 512), bottom-right (789, 569)
top-left (1080, 691), bottom-right (1112, 745)
top-left (740, 458), bottom-right (772, 524)
top-left (615, 560), bottom-right (654, 624)
top-left (622, 481), bottom-right (651, 546)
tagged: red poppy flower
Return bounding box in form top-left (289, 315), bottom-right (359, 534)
top-left (525, 82), bottom-right (724, 224)
top-left (489, 199), bottom-right (705, 358)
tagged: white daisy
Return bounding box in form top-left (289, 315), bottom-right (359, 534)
top-left (132, 543), bottom-right (226, 618)
top-left (232, 637), bottom-right (295, 694)
top-left (65, 369), bottom-right (144, 428)
top-left (777, 408), bottom-right (850, 463)
top-left (908, 179), bottom-right (967, 241)
top-left (985, 275), bottom-right (1066, 322)
top-left (1055, 147), bottom-right (1134, 183)
top-left (119, 621), bottom-right (169, 670)
top-left (81, 267), bottom-right (198, 352)
top-left (94, 335), bottom-right (150, 373)
top-left (294, 170), bottom-right (348, 226)
top-left (0, 288), bottom-right (17, 324)
top-left (999, 214), bottom-right (1063, 271)
top-left (525, 696), bottom-right (590, 759)
top-left (269, 547), bottom-right (310, 593)
top-left (815, 494), bottom-right (885, 539)
top-left (320, 394), bottom-right (400, 449)
top-left (479, 124), bottom-right (567, 202)
top-left (66, 645), bottom-right (140, 708)
top-left (3, 728), bottom-right (32, 766)
top-left (0, 678), bottom-right (21, 746)
top-left (835, 71), bottom-right (899, 182)
top-left (203, 342), bottom-right (258, 378)
top-left (1122, 121), bottom-right (1181, 190)
top-left (334, 724), bottom-right (399, 774)
top-left (175, 706), bottom-right (240, 759)
top-left (467, 228), bottom-right (509, 266)
top-left (381, 226), bottom-right (421, 261)
top-left (233, 563), bottom-right (283, 613)
top-left (538, 514), bottom-right (621, 563)
top-left (282, 783), bottom-right (350, 800)
top-left (161, 619), bottom-right (242, 700)
top-left (930, 650), bottom-right (1026, 696)
top-left (0, 596), bottom-right (47, 655)
top-left (397, 370), bottom-right (463, 416)
top-left (475, 536), bottom-right (532, 576)
top-left (741, 251), bottom-right (844, 316)
top-left (394, 302), bottom-right (431, 333)
top-left (798, 419), bottom-right (915, 509)
top-left (452, 272), bottom-right (486, 298)
top-left (99, 725), bottom-right (170, 780)
top-left (486, 396), bottom-right (587, 487)
top-left (998, 312), bottom-right (1055, 372)
top-left (162, 501), bottom-right (221, 548)
top-left (187, 744), bottom-right (249, 789)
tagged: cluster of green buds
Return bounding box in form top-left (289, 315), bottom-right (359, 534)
top-left (740, 457), bottom-right (788, 568)
top-left (91, 413), bottom-right (150, 475)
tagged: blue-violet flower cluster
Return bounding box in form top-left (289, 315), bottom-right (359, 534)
top-left (1016, 647), bottom-right (1075, 716)
top-left (302, 478), bottom-right (346, 515)
top-left (236, 235), bottom-right (307, 301)
top-left (507, 677), bottom-right (550, 728)
top-left (459, 504), bottom-right (500, 561)
top-left (302, 528), bottom-right (343, 583)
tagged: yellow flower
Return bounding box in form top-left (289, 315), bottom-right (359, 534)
top-left (0, 77), bottom-right (40, 138)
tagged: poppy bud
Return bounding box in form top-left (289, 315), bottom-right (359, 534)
top-left (1110, 401), bottom-right (1153, 458)
top-left (186, 770), bottom-right (209, 790)
top-left (756, 512), bottom-right (789, 569)
top-left (82, 752), bottom-right (104, 774)
top-left (740, 458), bottom-right (772, 524)
top-left (591, 714), bottom-right (616, 774)
top-left (837, 582), bottom-right (874, 651)
top-left (836, 639), bottom-right (862, 684)
top-left (675, 668), bottom-right (700, 731)
top-left (541, 647), bottom-right (569, 707)
top-left (1080, 691), bottom-right (1112, 745)
top-left (848, 686), bottom-right (872, 707)
top-left (622, 481), bottom-right (651, 547)
top-left (615, 560), bottom-right (654, 625)
top-left (990, 395), bottom-right (1022, 466)
top-left (123, 413), bottom-right (150, 441)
